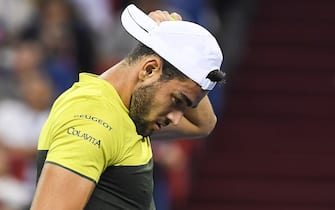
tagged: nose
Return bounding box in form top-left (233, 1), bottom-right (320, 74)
top-left (166, 110), bottom-right (184, 125)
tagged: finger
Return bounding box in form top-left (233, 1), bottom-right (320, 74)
top-left (170, 12), bottom-right (182, 21)
top-left (148, 10), bottom-right (164, 23)
top-left (148, 10), bottom-right (182, 23)
top-left (162, 11), bottom-right (172, 21)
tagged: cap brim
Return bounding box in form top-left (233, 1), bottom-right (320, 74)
top-left (121, 4), bottom-right (157, 48)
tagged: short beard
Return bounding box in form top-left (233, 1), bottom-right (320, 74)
top-left (129, 82), bottom-right (159, 137)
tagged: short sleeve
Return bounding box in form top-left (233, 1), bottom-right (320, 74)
top-left (45, 97), bottom-right (119, 183)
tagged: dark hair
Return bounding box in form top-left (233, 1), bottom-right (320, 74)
top-left (207, 70), bottom-right (226, 85)
top-left (126, 43), bottom-right (188, 82)
top-left (126, 43), bottom-right (226, 85)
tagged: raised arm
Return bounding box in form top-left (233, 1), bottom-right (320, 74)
top-left (151, 95), bottom-right (217, 140)
top-left (146, 11), bottom-right (219, 140)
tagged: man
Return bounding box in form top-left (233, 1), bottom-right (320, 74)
top-left (30, 4), bottom-right (225, 210)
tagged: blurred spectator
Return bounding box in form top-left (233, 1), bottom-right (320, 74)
top-left (0, 0), bottom-right (37, 100)
top-left (21, 0), bottom-right (96, 95)
top-left (0, 76), bottom-right (52, 208)
top-left (0, 68), bottom-right (54, 208)
top-left (13, 40), bottom-right (45, 82)
top-left (70, 0), bottom-right (114, 33)
top-left (0, 0), bottom-right (36, 40)
top-left (69, 0), bottom-right (115, 61)
top-left (0, 74), bottom-right (52, 155)
top-left (0, 39), bottom-right (45, 100)
top-left (0, 143), bottom-right (31, 210)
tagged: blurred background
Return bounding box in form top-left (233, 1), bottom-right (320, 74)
top-left (0, 0), bottom-right (334, 210)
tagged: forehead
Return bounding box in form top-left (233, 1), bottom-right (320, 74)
top-left (159, 78), bottom-right (207, 106)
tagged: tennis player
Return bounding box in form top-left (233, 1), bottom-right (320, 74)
top-left (30, 4), bottom-right (225, 210)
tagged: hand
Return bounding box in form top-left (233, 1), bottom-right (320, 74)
top-left (148, 10), bottom-right (182, 23)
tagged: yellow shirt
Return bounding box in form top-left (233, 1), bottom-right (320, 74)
top-left (38, 73), bottom-right (153, 183)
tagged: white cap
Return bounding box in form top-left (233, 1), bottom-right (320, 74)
top-left (121, 4), bottom-right (223, 90)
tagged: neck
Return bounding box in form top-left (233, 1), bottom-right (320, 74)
top-left (99, 59), bottom-right (138, 109)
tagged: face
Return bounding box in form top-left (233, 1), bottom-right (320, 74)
top-left (129, 78), bottom-right (206, 137)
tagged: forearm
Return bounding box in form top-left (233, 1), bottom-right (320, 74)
top-left (151, 96), bottom-right (217, 140)
top-left (183, 95), bottom-right (217, 134)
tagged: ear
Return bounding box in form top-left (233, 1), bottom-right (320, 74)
top-left (138, 56), bottom-right (163, 81)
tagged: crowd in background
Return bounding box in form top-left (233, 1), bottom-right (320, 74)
top-left (0, 0), bottom-right (254, 209)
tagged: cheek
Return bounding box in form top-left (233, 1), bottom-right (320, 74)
top-left (150, 96), bottom-right (173, 116)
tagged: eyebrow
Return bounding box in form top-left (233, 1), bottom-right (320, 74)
top-left (180, 93), bottom-right (195, 108)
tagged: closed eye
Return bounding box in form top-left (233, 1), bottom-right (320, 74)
top-left (171, 93), bottom-right (194, 109)
top-left (172, 96), bottom-right (183, 106)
